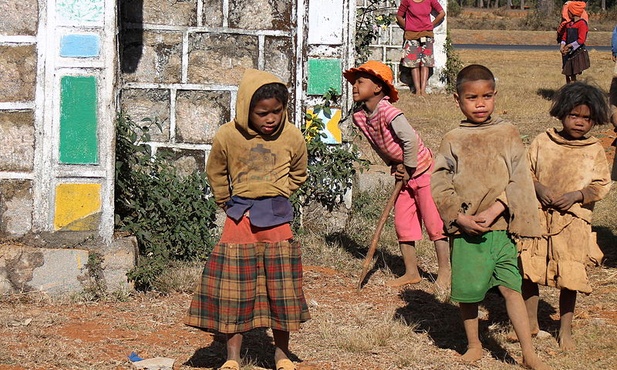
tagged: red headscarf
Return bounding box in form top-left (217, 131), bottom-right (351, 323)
top-left (564, 1), bottom-right (588, 20)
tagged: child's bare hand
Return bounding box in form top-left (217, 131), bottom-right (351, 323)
top-left (456, 213), bottom-right (490, 236)
top-left (560, 44), bottom-right (571, 55)
top-left (534, 182), bottom-right (554, 207)
top-left (551, 191), bottom-right (583, 211)
top-left (391, 164), bottom-right (413, 181)
top-left (475, 210), bottom-right (496, 228)
top-left (474, 200), bottom-right (505, 228)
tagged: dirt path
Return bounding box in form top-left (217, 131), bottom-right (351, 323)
top-left (1, 258), bottom-right (616, 370)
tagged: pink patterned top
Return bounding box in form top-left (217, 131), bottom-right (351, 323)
top-left (352, 97), bottom-right (432, 177)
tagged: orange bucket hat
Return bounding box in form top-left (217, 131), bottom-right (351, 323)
top-left (343, 60), bottom-right (399, 103)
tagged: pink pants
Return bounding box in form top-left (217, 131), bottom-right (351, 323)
top-left (394, 169), bottom-right (445, 242)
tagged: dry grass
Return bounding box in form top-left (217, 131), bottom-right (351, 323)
top-left (397, 48), bottom-right (616, 150)
top-left (297, 47), bottom-right (617, 370)
top-left (1, 46), bottom-right (617, 370)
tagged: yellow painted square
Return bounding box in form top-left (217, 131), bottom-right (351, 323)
top-left (54, 183), bottom-right (101, 231)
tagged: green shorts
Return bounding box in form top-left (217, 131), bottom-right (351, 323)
top-left (450, 230), bottom-right (522, 303)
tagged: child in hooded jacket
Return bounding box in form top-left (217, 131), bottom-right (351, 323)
top-left (185, 69), bottom-right (309, 370)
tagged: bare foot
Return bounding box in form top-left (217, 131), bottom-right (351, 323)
top-left (434, 268), bottom-right (451, 291)
top-left (386, 274), bottom-right (422, 287)
top-left (522, 353), bottom-right (553, 370)
top-left (460, 345), bottom-right (483, 363)
top-left (558, 332), bottom-right (576, 351)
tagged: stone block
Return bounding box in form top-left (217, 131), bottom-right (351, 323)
top-left (130, 0), bottom-right (196, 26)
top-left (354, 164), bottom-right (392, 193)
top-left (157, 148), bottom-right (206, 175)
top-left (53, 183), bottom-right (101, 231)
top-left (264, 37), bottom-right (294, 84)
top-left (175, 90), bottom-right (231, 144)
top-left (229, 0), bottom-right (292, 30)
top-left (120, 30), bottom-right (182, 84)
top-left (0, 45), bottom-right (36, 102)
top-left (391, 27), bottom-right (404, 44)
top-left (188, 33), bottom-right (258, 85)
top-left (0, 242), bottom-right (88, 295)
top-left (0, 180), bottom-right (33, 237)
top-left (202, 0), bottom-right (223, 27)
top-left (0, 242), bottom-right (44, 294)
top-left (0, 111), bottom-right (34, 172)
top-left (386, 46), bottom-right (402, 63)
top-left (0, 236), bottom-right (137, 295)
top-left (307, 58), bottom-right (342, 95)
top-left (368, 47), bottom-right (383, 61)
top-left (0, 0), bottom-right (38, 36)
top-left (377, 28), bottom-right (390, 44)
top-left (120, 89), bottom-right (171, 142)
top-left (98, 235), bottom-right (138, 292)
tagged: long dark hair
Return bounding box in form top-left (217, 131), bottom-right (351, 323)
top-left (549, 81), bottom-right (610, 125)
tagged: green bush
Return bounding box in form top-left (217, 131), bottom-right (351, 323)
top-left (355, 0), bottom-right (397, 63)
top-left (114, 114), bottom-right (218, 291)
top-left (447, 0), bottom-right (462, 17)
top-left (292, 89), bottom-right (368, 229)
top-left (518, 7), bottom-right (561, 31)
top-left (440, 31), bottom-right (464, 93)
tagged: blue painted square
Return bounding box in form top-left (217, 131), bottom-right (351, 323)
top-left (60, 34), bottom-right (100, 58)
top-left (307, 59), bottom-right (341, 95)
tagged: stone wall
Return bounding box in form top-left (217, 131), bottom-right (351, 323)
top-left (1, 0), bottom-right (118, 244)
top-left (361, 0), bottom-right (448, 92)
top-left (0, 0), bottom-right (134, 294)
top-left (119, 0), bottom-right (301, 172)
top-left (0, 1), bottom-right (38, 238)
top-left (0, 0), bottom-right (357, 293)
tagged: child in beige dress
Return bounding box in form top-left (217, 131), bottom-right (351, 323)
top-left (520, 81), bottom-right (611, 351)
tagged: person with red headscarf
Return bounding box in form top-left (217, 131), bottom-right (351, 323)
top-left (559, 1), bottom-right (590, 84)
top-left (556, 0), bottom-right (589, 43)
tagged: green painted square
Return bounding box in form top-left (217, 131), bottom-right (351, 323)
top-left (59, 76), bottom-right (98, 164)
top-left (307, 59), bottom-right (341, 95)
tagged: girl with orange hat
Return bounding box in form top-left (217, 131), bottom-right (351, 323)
top-left (343, 60), bottom-right (451, 291)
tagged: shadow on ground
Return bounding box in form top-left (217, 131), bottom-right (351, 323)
top-left (394, 287), bottom-right (559, 365)
top-left (327, 231), bottom-right (434, 288)
top-left (185, 329), bottom-right (302, 369)
top-left (596, 225), bottom-right (617, 268)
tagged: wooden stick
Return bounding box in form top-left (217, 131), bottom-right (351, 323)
top-left (357, 180), bottom-right (403, 290)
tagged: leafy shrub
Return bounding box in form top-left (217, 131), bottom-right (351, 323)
top-left (114, 114), bottom-right (218, 290)
top-left (518, 7), bottom-right (561, 31)
top-left (292, 89), bottom-right (368, 229)
top-left (440, 31), bottom-right (464, 93)
top-left (447, 0), bottom-right (462, 17)
top-left (355, 1), bottom-right (397, 63)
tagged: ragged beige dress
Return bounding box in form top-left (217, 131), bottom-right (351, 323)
top-left (520, 128), bottom-right (611, 293)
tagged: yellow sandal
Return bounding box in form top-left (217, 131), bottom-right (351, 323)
top-left (219, 359), bottom-right (240, 370)
top-left (276, 358), bottom-right (296, 370)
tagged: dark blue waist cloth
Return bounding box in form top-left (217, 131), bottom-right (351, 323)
top-left (225, 195), bottom-right (294, 228)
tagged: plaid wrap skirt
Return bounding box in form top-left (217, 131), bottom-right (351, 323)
top-left (185, 219), bottom-right (310, 333)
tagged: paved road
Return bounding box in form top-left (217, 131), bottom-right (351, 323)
top-left (453, 44), bottom-right (611, 52)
